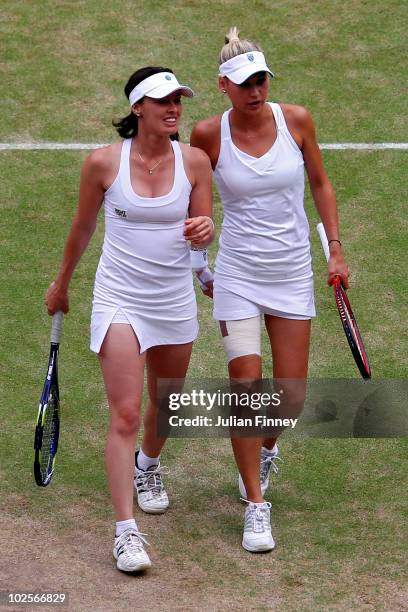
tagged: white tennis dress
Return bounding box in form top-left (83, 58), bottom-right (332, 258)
top-left (90, 138), bottom-right (198, 353)
top-left (213, 103), bottom-right (316, 320)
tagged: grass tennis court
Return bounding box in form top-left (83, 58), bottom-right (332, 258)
top-left (1, 1), bottom-right (407, 609)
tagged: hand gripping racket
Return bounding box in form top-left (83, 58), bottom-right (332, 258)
top-left (317, 223), bottom-right (371, 379)
top-left (34, 311), bottom-right (63, 486)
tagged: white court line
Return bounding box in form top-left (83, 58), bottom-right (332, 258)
top-left (0, 143), bottom-right (108, 150)
top-left (0, 142), bottom-right (407, 151)
top-left (320, 143), bottom-right (408, 150)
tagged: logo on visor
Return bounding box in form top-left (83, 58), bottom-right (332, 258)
top-left (247, 53), bottom-right (254, 62)
top-left (165, 75), bottom-right (172, 80)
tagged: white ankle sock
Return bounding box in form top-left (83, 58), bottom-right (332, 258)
top-left (115, 518), bottom-right (137, 537)
top-left (137, 448), bottom-right (160, 471)
top-left (262, 444), bottom-right (278, 456)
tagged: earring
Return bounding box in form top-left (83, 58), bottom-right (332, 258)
top-left (222, 89), bottom-right (226, 93)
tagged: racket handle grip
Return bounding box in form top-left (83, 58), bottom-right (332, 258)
top-left (51, 311), bottom-right (63, 344)
top-left (317, 223), bottom-right (330, 262)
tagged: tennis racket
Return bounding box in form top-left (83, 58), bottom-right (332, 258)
top-left (317, 223), bottom-right (371, 379)
top-left (34, 311), bottom-right (63, 486)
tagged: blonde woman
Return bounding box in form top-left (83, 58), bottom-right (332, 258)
top-left (191, 29), bottom-right (349, 552)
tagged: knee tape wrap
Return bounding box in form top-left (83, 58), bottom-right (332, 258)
top-left (219, 316), bottom-right (261, 363)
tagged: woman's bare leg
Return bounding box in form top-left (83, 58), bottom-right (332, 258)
top-left (229, 318), bottom-right (310, 502)
top-left (141, 342), bottom-right (193, 458)
top-left (99, 324), bottom-right (145, 521)
top-left (228, 354), bottom-right (264, 503)
top-left (264, 316), bottom-right (311, 432)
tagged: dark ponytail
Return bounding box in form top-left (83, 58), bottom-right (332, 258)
top-left (112, 111), bottom-right (139, 139)
top-left (112, 66), bottom-right (180, 140)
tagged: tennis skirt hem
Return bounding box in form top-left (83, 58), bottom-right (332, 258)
top-left (213, 281), bottom-right (316, 321)
top-left (90, 307), bottom-right (199, 354)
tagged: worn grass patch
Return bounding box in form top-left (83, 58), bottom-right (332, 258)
top-left (1, 439), bottom-right (407, 610)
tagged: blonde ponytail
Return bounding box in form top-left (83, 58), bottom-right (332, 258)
top-left (219, 27), bottom-right (262, 64)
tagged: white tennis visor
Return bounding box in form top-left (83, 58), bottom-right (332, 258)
top-left (128, 72), bottom-right (194, 106)
top-left (219, 51), bottom-right (274, 84)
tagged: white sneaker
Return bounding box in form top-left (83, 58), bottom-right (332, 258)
top-left (242, 501), bottom-right (275, 552)
top-left (113, 528), bottom-right (151, 572)
top-left (134, 453), bottom-right (169, 514)
top-left (238, 446), bottom-right (282, 498)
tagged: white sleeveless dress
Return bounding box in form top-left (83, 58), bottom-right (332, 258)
top-left (213, 103), bottom-right (316, 320)
top-left (90, 138), bottom-right (199, 353)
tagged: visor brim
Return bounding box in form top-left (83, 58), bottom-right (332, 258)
top-left (146, 85), bottom-right (194, 100)
top-left (226, 67), bottom-right (274, 85)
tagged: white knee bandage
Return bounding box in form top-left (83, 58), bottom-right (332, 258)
top-left (219, 316), bottom-right (261, 363)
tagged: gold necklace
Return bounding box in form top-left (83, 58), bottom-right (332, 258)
top-left (136, 148), bottom-right (165, 175)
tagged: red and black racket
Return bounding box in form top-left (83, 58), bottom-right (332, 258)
top-left (317, 223), bottom-right (371, 379)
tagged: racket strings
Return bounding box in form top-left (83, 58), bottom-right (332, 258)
top-left (40, 394), bottom-right (58, 474)
top-left (336, 288), bottom-right (365, 357)
top-left (334, 284), bottom-right (371, 378)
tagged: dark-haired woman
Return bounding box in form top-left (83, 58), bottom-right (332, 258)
top-left (45, 67), bottom-right (213, 572)
top-left (191, 29), bottom-right (349, 553)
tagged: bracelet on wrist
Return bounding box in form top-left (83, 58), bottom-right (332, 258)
top-left (328, 239), bottom-right (342, 246)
